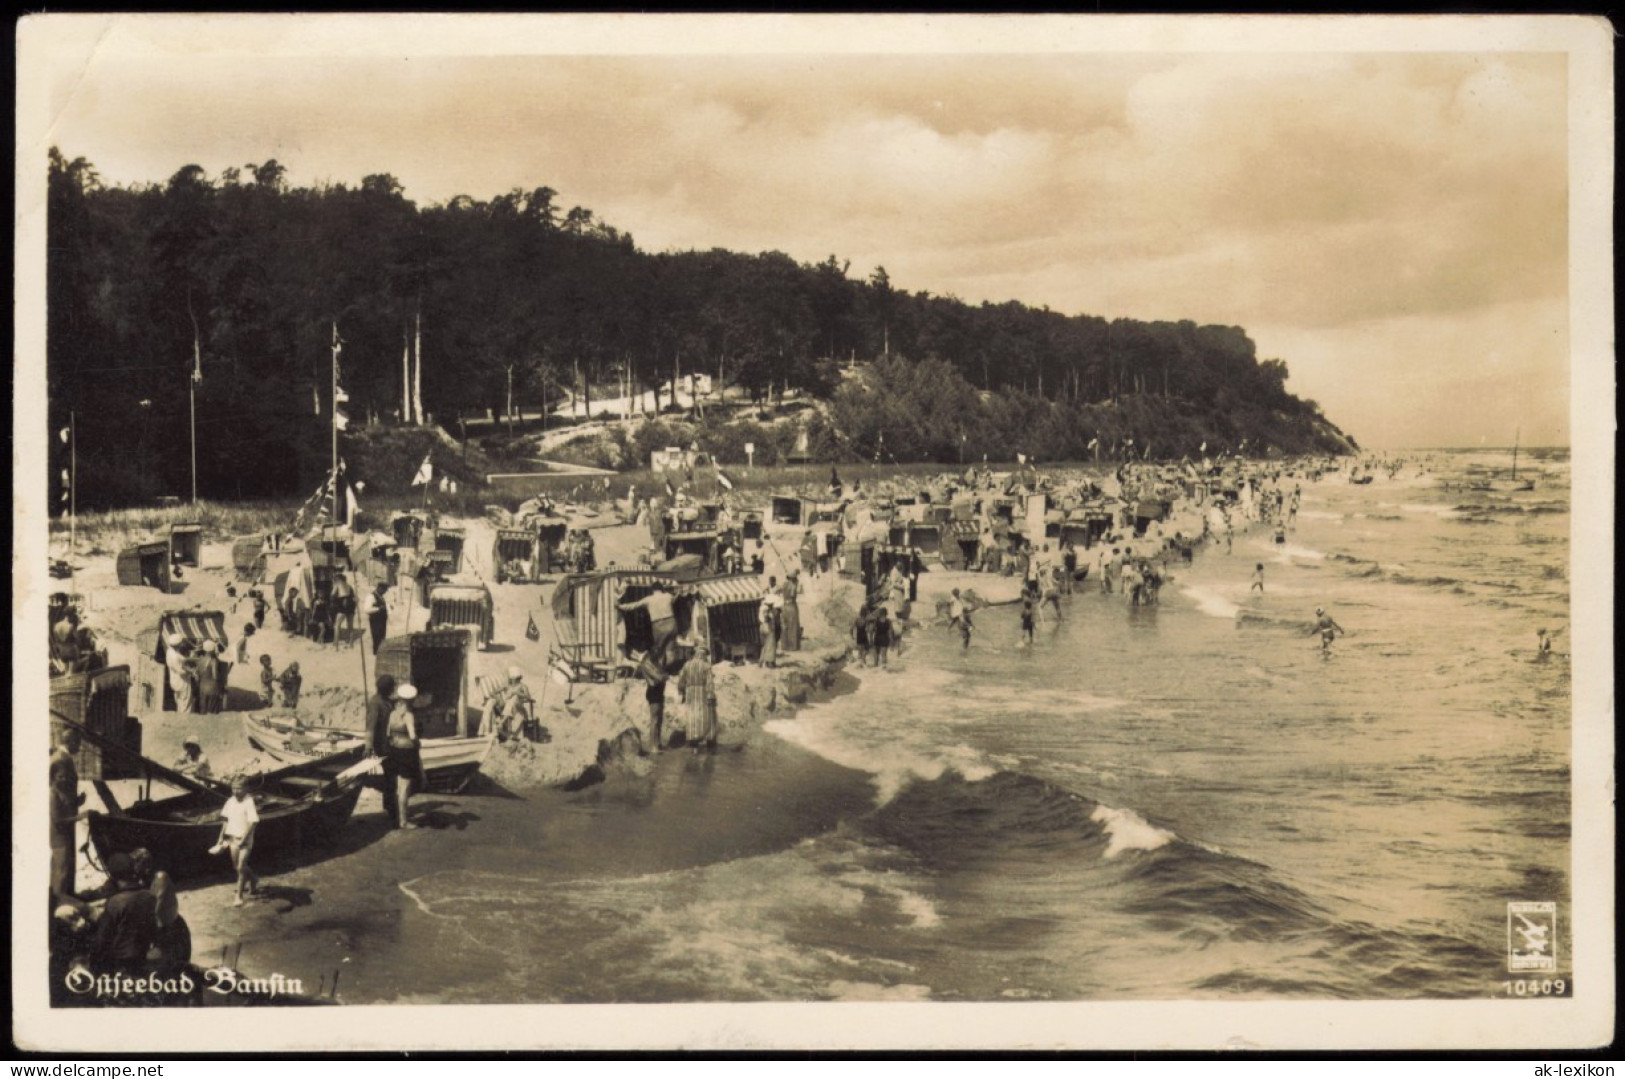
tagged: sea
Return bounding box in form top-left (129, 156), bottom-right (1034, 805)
top-left (254, 449), bottom-right (1574, 1004)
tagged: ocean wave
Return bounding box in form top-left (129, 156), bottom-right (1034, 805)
top-left (1090, 804), bottom-right (1176, 858)
top-left (1272, 543), bottom-right (1327, 563)
top-left (1181, 584), bottom-right (1241, 620)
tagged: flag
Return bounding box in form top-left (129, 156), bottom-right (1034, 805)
top-left (343, 480), bottom-right (361, 531)
top-left (1199, 441), bottom-right (1207, 452)
top-left (525, 614), bottom-right (541, 642)
top-left (59, 427), bottom-right (70, 444)
top-left (335, 386), bottom-right (350, 404)
top-left (291, 471), bottom-right (334, 534)
top-left (1017, 452), bottom-right (1027, 465)
top-left (713, 460), bottom-right (734, 491)
top-left (335, 408), bottom-right (350, 432)
top-left (1086, 438), bottom-right (1099, 450)
top-left (192, 338), bottom-right (203, 384)
top-left (411, 453), bottom-right (433, 487)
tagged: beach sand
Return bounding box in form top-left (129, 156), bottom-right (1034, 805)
top-left (50, 503), bottom-right (869, 995)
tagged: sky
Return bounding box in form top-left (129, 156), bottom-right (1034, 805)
top-left (24, 15), bottom-right (1590, 449)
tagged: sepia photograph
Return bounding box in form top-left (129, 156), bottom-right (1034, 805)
top-left (12, 13), bottom-right (1614, 1054)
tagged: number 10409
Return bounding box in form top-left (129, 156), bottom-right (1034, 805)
top-left (1499, 979), bottom-right (1568, 996)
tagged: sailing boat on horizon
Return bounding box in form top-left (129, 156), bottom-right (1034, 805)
top-left (1468, 429), bottom-right (1535, 493)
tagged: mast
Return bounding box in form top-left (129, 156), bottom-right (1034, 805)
top-left (1512, 427), bottom-right (1520, 480)
top-left (331, 322), bottom-right (340, 528)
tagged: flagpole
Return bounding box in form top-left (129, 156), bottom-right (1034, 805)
top-left (69, 412), bottom-right (77, 568)
top-left (189, 367), bottom-right (197, 505)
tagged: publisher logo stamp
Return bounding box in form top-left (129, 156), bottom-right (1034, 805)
top-left (1507, 901), bottom-right (1557, 973)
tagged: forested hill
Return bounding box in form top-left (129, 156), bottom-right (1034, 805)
top-left (46, 151), bottom-right (1356, 508)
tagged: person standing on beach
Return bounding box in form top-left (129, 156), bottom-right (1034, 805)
top-left (870, 604), bottom-right (892, 668)
top-left (385, 685), bottom-right (424, 828)
top-left (779, 570), bottom-right (803, 652)
top-left (759, 585), bottom-right (781, 669)
top-left (677, 649), bottom-right (718, 749)
top-left (214, 776), bottom-right (261, 906)
top-left (166, 638), bottom-right (197, 715)
top-left (258, 654), bottom-right (276, 707)
top-left (237, 623), bottom-right (255, 668)
top-left (331, 573), bottom-right (357, 643)
top-left (366, 674), bottom-right (399, 823)
top-left (364, 583), bottom-right (390, 654)
top-left (194, 642), bottom-right (222, 715)
top-left (1251, 563), bottom-right (1266, 593)
top-left (1061, 545), bottom-right (1077, 596)
top-left (250, 590), bottom-right (268, 630)
top-left (50, 729), bottom-right (85, 903)
top-left (644, 679), bottom-right (668, 753)
top-left (947, 589), bottom-right (973, 651)
top-left (1019, 590), bottom-right (1037, 644)
top-left (276, 661), bottom-right (303, 708)
top-left (853, 604), bottom-right (873, 667)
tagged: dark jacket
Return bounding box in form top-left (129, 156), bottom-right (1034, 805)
top-left (94, 885), bottom-right (158, 968)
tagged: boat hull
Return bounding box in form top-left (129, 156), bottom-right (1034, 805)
top-left (244, 715), bottom-right (493, 794)
top-left (87, 783), bottom-right (364, 880)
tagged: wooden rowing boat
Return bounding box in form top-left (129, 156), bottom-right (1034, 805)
top-left (84, 742), bottom-right (369, 880)
top-left (242, 712), bottom-right (494, 794)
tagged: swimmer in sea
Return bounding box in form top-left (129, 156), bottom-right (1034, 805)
top-left (1536, 627), bottom-right (1560, 658)
top-left (1311, 606), bottom-right (1345, 654)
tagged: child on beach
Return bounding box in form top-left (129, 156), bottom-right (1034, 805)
top-left (276, 661), bottom-right (302, 708)
top-left (250, 590), bottom-right (267, 630)
top-left (212, 775), bottom-right (260, 907)
top-left (258, 654), bottom-right (276, 707)
top-left (237, 623), bottom-right (255, 667)
top-left (1251, 564), bottom-right (1265, 593)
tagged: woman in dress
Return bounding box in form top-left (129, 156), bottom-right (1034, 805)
top-left (385, 684), bottom-right (424, 829)
top-left (758, 587), bottom-right (781, 669)
top-left (778, 571), bottom-right (802, 652)
top-left (194, 642), bottom-right (222, 715)
top-left (677, 649), bottom-right (718, 749)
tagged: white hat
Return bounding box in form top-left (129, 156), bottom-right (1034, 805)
top-left (182, 733), bottom-right (201, 748)
top-left (507, 666), bottom-right (523, 681)
top-left (395, 684), bottom-right (419, 701)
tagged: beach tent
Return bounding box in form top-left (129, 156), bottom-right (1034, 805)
top-left (434, 527), bottom-right (466, 574)
top-left (353, 531), bottom-right (400, 589)
top-left (51, 666), bottom-right (141, 781)
top-left (550, 571), bottom-right (685, 681)
top-left (689, 574), bottom-right (765, 664)
top-left (169, 523), bottom-right (203, 568)
top-left (428, 582), bottom-right (495, 650)
top-left (770, 496), bottom-right (805, 526)
top-left (392, 512), bottom-right (429, 551)
top-left (116, 541), bottom-right (172, 591)
top-left (135, 610), bottom-right (232, 712)
top-left (376, 630), bottom-right (473, 739)
top-left (943, 520), bottom-right (981, 569)
top-left (663, 528), bottom-right (719, 571)
top-left (493, 529), bottom-right (540, 584)
top-left (532, 518), bottom-right (570, 573)
top-left (231, 535), bottom-right (271, 580)
top-left (1133, 499), bottom-right (1170, 536)
top-left (305, 531), bottom-right (353, 572)
top-left (906, 521), bottom-right (943, 557)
